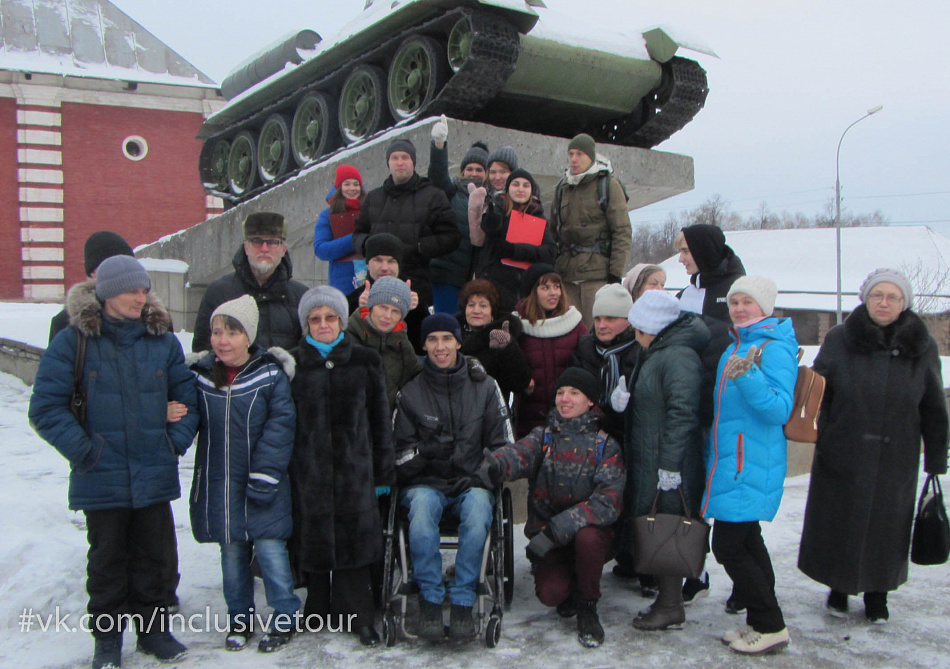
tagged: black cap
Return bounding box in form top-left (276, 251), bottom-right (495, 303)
top-left (364, 233), bottom-right (404, 265)
top-left (84, 231), bottom-right (134, 277)
top-left (521, 263), bottom-right (558, 297)
top-left (555, 368), bottom-right (600, 406)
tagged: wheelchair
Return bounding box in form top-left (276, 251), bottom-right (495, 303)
top-left (379, 485), bottom-right (515, 647)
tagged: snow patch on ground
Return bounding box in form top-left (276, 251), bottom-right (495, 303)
top-left (1, 369), bottom-right (948, 667)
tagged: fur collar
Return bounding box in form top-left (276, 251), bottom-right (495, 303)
top-left (66, 279), bottom-right (170, 337)
top-left (519, 306), bottom-right (583, 338)
top-left (845, 304), bottom-right (931, 358)
top-left (188, 346), bottom-right (296, 381)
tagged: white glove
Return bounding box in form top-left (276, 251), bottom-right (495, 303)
top-left (610, 375), bottom-right (630, 412)
top-left (431, 114), bottom-right (448, 146)
top-left (657, 469), bottom-right (682, 491)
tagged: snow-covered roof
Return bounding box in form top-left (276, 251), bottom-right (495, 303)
top-left (658, 225), bottom-right (950, 314)
top-left (0, 0), bottom-right (216, 87)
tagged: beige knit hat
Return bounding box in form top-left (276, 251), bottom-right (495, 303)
top-left (211, 295), bottom-right (259, 343)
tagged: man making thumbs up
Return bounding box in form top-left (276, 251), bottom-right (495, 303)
top-left (347, 232), bottom-right (428, 353)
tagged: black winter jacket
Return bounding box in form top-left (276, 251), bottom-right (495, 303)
top-left (798, 305), bottom-right (949, 593)
top-left (393, 354), bottom-right (513, 497)
top-left (456, 313), bottom-right (532, 400)
top-left (569, 327), bottom-right (639, 442)
top-left (193, 247), bottom-right (308, 352)
top-left (352, 173), bottom-right (460, 304)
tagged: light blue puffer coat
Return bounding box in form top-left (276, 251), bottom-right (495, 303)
top-left (701, 317), bottom-right (798, 522)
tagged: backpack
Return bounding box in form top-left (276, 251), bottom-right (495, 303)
top-left (753, 344), bottom-right (826, 443)
top-left (552, 172), bottom-right (629, 227)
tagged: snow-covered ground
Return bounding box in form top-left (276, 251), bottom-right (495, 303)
top-left (2, 368), bottom-right (949, 668)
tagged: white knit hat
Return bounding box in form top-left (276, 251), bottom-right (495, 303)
top-left (592, 283), bottom-right (633, 319)
top-left (727, 276), bottom-right (777, 317)
top-left (627, 290), bottom-right (680, 335)
top-left (211, 294), bottom-right (259, 344)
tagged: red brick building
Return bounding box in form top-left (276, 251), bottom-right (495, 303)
top-left (0, 0), bottom-right (224, 299)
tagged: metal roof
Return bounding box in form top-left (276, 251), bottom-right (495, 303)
top-left (0, 0), bottom-right (216, 86)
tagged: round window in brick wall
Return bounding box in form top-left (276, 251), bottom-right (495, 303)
top-left (122, 136), bottom-right (149, 161)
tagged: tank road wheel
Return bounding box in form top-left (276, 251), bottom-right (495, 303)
top-left (339, 65), bottom-right (388, 145)
top-left (257, 114), bottom-right (292, 184)
top-left (198, 138), bottom-right (230, 192)
top-left (387, 36), bottom-right (448, 121)
top-left (227, 130), bottom-right (259, 198)
top-left (291, 92), bottom-right (338, 168)
top-left (447, 17), bottom-right (473, 73)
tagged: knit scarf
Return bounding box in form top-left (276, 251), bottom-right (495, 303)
top-left (344, 198), bottom-right (361, 212)
top-left (596, 337), bottom-right (637, 398)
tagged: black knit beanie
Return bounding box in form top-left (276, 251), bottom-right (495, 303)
top-left (84, 231), bottom-right (134, 277)
top-left (555, 368), bottom-right (600, 406)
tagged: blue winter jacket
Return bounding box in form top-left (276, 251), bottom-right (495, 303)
top-left (313, 186), bottom-right (360, 294)
top-left (188, 346), bottom-right (296, 543)
top-left (701, 317), bottom-right (798, 522)
top-left (29, 281), bottom-right (198, 511)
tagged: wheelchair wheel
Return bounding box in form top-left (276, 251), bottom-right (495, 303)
top-left (485, 613), bottom-right (501, 648)
top-left (502, 487), bottom-right (515, 608)
top-left (382, 610), bottom-right (398, 647)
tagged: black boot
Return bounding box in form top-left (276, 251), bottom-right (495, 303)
top-left (449, 604), bottom-right (476, 640)
top-left (576, 599), bottom-right (605, 648)
top-left (556, 594), bottom-right (577, 618)
top-left (136, 630), bottom-right (186, 662)
top-left (418, 599), bottom-right (445, 642)
top-left (864, 591), bottom-right (889, 624)
top-left (357, 625), bottom-right (381, 646)
top-left (827, 590), bottom-right (849, 617)
top-left (92, 634), bottom-right (122, 669)
top-left (258, 628), bottom-right (294, 653)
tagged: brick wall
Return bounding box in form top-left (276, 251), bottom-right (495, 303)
top-left (0, 99), bottom-right (22, 297)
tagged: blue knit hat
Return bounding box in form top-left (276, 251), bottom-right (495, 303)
top-left (420, 312), bottom-right (462, 344)
top-left (95, 255), bottom-right (151, 301)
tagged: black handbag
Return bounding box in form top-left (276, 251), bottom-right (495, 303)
top-left (69, 331), bottom-right (88, 427)
top-left (631, 489), bottom-right (710, 579)
top-left (911, 475), bottom-right (950, 566)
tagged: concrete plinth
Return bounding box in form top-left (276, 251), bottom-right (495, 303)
top-left (136, 116), bottom-right (695, 331)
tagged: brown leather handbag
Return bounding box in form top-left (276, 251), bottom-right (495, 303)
top-left (631, 489), bottom-right (710, 579)
top-left (754, 345), bottom-right (826, 444)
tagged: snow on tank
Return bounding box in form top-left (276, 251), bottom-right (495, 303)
top-left (197, 0), bottom-right (713, 204)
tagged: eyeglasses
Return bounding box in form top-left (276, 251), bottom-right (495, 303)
top-left (247, 237), bottom-right (283, 248)
top-left (308, 314), bottom-right (339, 325)
top-left (867, 292), bottom-right (904, 305)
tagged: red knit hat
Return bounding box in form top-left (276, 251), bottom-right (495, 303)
top-left (334, 164), bottom-right (362, 188)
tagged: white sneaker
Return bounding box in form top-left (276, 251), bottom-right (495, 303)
top-left (729, 627), bottom-right (790, 655)
top-left (720, 625), bottom-right (753, 645)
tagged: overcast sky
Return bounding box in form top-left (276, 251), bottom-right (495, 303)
top-left (113, 0), bottom-right (950, 235)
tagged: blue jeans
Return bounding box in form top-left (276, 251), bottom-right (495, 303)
top-left (400, 486), bottom-right (494, 607)
top-left (220, 540), bottom-right (301, 632)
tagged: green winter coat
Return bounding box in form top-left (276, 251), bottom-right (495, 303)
top-left (345, 310), bottom-right (422, 411)
top-left (623, 313), bottom-right (710, 519)
top-left (553, 161), bottom-right (631, 282)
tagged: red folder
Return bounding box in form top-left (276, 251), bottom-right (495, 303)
top-left (330, 211), bottom-right (359, 262)
top-left (501, 210), bottom-right (547, 269)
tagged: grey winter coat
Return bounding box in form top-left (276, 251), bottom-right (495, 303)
top-left (798, 305), bottom-right (949, 594)
top-left (623, 313), bottom-right (709, 518)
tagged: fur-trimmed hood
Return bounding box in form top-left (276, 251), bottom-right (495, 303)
top-left (845, 303), bottom-right (931, 358)
top-left (188, 345), bottom-right (296, 381)
top-left (66, 279), bottom-right (171, 337)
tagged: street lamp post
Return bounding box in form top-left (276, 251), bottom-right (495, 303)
top-left (835, 105), bottom-right (883, 324)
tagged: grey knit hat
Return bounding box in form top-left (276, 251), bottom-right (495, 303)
top-left (627, 289), bottom-right (680, 335)
top-left (298, 285), bottom-right (349, 331)
top-left (592, 283), bottom-right (633, 319)
top-left (461, 142), bottom-right (489, 171)
top-left (727, 276), bottom-right (778, 318)
top-left (211, 294), bottom-right (259, 344)
top-left (487, 145), bottom-right (518, 172)
top-left (386, 138), bottom-right (416, 165)
top-left (95, 255), bottom-right (151, 301)
top-left (859, 268), bottom-right (913, 311)
top-left (368, 276), bottom-right (411, 319)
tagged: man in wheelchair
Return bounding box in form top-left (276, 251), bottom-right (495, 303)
top-left (392, 313), bottom-right (514, 641)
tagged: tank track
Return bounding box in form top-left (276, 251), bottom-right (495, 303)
top-left (601, 56), bottom-right (709, 149)
top-left (204, 9), bottom-right (521, 203)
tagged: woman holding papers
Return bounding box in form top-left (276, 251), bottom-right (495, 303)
top-left (471, 169), bottom-right (557, 314)
top-left (313, 165), bottom-right (367, 294)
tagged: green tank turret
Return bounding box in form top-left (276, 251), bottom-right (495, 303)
top-left (198, 0), bottom-right (712, 204)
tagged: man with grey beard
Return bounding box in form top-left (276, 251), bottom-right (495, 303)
top-left (192, 212), bottom-right (307, 351)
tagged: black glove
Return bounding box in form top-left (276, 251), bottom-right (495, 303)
top-left (496, 240), bottom-right (516, 257)
top-left (246, 479), bottom-right (278, 504)
top-left (482, 201), bottom-right (504, 235)
top-left (607, 273), bottom-right (622, 284)
top-left (526, 527), bottom-right (557, 561)
top-left (476, 457), bottom-right (504, 489)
